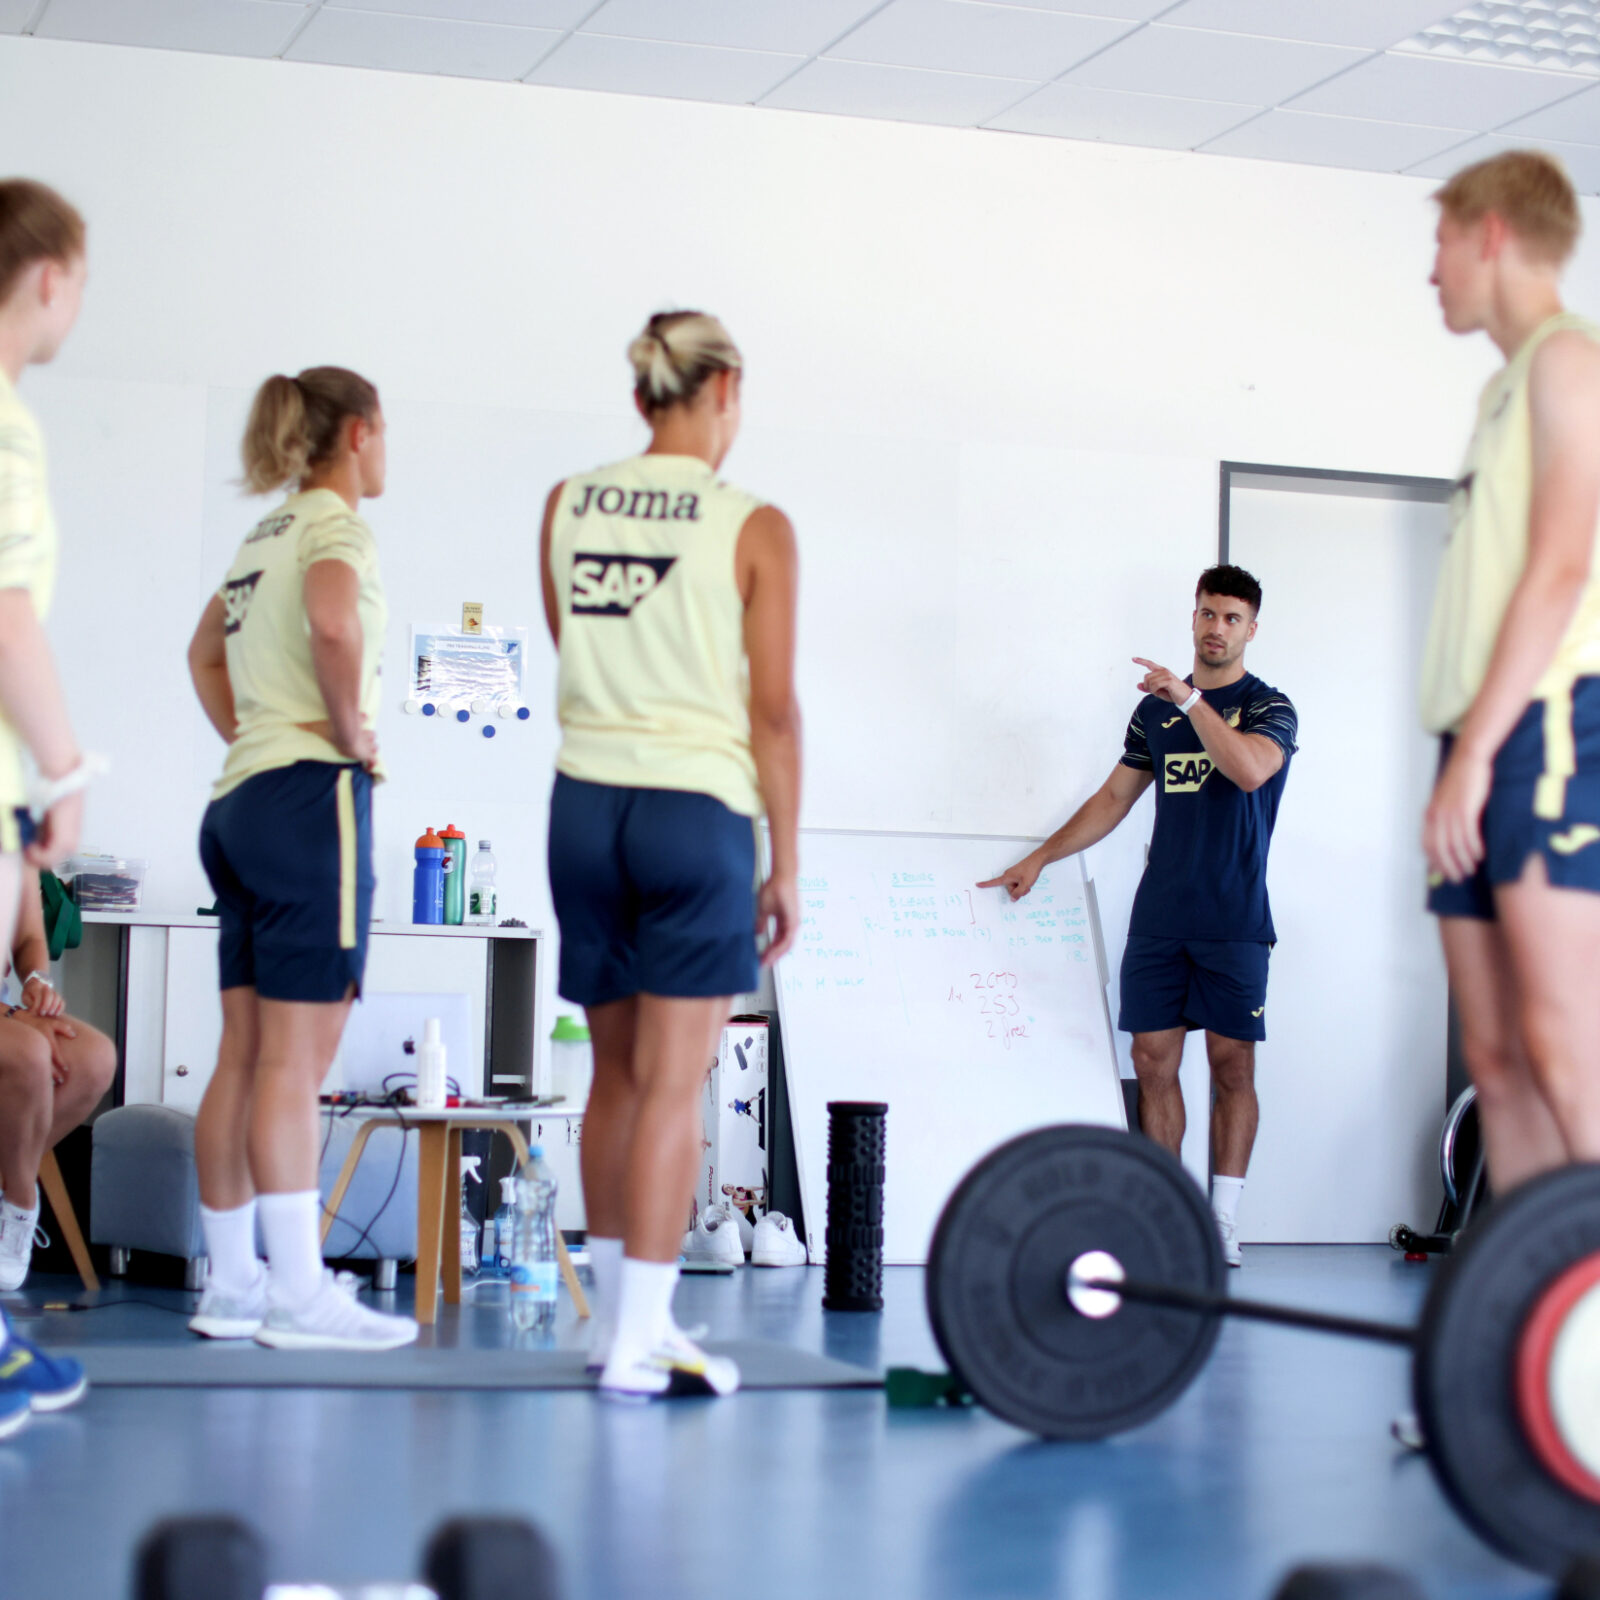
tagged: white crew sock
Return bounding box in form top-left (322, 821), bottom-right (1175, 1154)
top-left (608, 1257), bottom-right (679, 1368)
top-left (588, 1235), bottom-right (623, 1347)
top-left (1211, 1175), bottom-right (1245, 1228)
top-left (1, 1195), bottom-right (39, 1234)
top-left (256, 1190), bottom-right (324, 1310)
top-left (199, 1199), bottom-right (261, 1293)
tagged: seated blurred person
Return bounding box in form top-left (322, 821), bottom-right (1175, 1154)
top-left (0, 865), bottom-right (115, 1289)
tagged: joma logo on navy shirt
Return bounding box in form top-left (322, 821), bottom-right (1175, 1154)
top-left (570, 554), bottom-right (677, 616)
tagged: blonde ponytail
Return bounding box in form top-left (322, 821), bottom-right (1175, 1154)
top-left (628, 311), bottom-right (742, 415)
top-left (239, 366), bottom-right (380, 494)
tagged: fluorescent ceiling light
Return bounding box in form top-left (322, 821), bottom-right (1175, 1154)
top-left (1398, 1), bottom-right (1600, 76)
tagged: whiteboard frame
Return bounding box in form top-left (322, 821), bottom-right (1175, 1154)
top-left (773, 826), bottom-right (1126, 1264)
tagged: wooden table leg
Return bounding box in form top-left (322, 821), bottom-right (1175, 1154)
top-left (442, 1126), bottom-right (463, 1307)
top-left (490, 1121), bottom-right (589, 1321)
top-left (319, 1120), bottom-right (379, 1248)
top-left (414, 1123), bottom-right (450, 1326)
top-left (38, 1149), bottom-right (99, 1293)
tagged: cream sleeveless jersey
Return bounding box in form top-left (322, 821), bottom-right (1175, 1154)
top-left (0, 370), bottom-right (58, 850)
top-left (549, 453), bottom-right (764, 817)
top-left (214, 487), bottom-right (388, 799)
top-left (1421, 312), bottom-right (1600, 735)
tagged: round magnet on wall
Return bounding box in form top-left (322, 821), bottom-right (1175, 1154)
top-left (422, 703), bottom-right (437, 717)
top-left (482, 724), bottom-right (496, 739)
top-left (516, 706), bottom-right (530, 721)
top-left (456, 709), bottom-right (471, 723)
top-left (471, 700), bottom-right (489, 716)
top-left (403, 699), bottom-right (421, 715)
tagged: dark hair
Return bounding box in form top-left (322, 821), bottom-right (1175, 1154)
top-left (1196, 564), bottom-right (1262, 614)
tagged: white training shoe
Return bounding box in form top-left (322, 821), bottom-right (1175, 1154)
top-left (751, 1212), bottom-right (807, 1268)
top-left (0, 1202), bottom-right (40, 1293)
top-left (598, 1328), bottom-right (740, 1401)
top-left (1216, 1214), bottom-right (1242, 1269)
top-left (254, 1270), bottom-right (419, 1351)
top-left (727, 1205), bottom-right (754, 1255)
top-left (189, 1264), bottom-right (269, 1339)
top-left (681, 1206), bottom-right (745, 1268)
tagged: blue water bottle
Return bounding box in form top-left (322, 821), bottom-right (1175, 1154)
top-left (413, 827), bottom-right (445, 925)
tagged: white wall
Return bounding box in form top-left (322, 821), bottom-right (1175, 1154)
top-left (3, 35), bottom-right (1597, 1102)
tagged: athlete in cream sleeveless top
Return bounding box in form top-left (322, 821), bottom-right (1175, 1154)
top-left (1421, 311), bottom-right (1600, 744)
top-left (213, 486), bottom-right (388, 799)
top-left (550, 452), bottom-right (764, 818)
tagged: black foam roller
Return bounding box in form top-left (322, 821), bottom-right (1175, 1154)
top-left (1272, 1564), bottom-right (1426, 1600)
top-left (133, 1515), bottom-right (265, 1600)
top-left (423, 1516), bottom-right (560, 1600)
top-left (823, 1101), bottom-right (887, 1312)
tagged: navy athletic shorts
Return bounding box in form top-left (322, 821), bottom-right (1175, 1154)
top-left (199, 761), bottom-right (373, 1003)
top-left (548, 773), bottom-right (759, 1008)
top-left (1118, 936), bottom-right (1272, 1043)
top-left (1428, 677), bottom-right (1600, 921)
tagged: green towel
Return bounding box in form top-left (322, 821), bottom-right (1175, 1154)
top-left (40, 869), bottom-right (82, 961)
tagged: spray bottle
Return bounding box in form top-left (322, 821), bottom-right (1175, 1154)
top-left (460, 1155), bottom-right (483, 1277)
top-left (491, 1174), bottom-right (519, 1279)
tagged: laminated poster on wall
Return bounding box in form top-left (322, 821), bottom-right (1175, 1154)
top-left (407, 623), bottom-right (529, 727)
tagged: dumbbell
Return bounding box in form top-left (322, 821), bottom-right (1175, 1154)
top-left (133, 1513), bottom-right (559, 1599)
top-left (925, 1123), bottom-right (1600, 1576)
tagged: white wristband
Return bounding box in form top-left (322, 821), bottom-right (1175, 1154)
top-left (29, 753), bottom-right (108, 820)
top-left (23, 971), bottom-right (52, 991)
top-left (1178, 688), bottom-right (1203, 716)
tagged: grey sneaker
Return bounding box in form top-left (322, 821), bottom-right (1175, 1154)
top-left (0, 1203), bottom-right (40, 1293)
top-left (254, 1270), bottom-right (418, 1352)
top-left (189, 1265), bottom-right (268, 1339)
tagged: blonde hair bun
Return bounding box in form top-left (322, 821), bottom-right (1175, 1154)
top-left (629, 311), bottom-right (742, 414)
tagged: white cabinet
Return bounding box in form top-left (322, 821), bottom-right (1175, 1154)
top-left (162, 927), bottom-right (224, 1113)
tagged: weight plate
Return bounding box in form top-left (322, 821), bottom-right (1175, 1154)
top-left (926, 1124), bottom-right (1224, 1439)
top-left (1415, 1164), bottom-right (1600, 1575)
top-left (1515, 1256), bottom-right (1600, 1502)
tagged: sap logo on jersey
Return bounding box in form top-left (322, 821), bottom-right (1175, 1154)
top-left (571, 554), bottom-right (677, 616)
top-left (1164, 755), bottom-right (1214, 794)
top-left (222, 571), bottom-right (263, 635)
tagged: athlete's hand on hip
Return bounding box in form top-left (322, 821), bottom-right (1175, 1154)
top-left (978, 853), bottom-right (1042, 901)
top-left (1424, 744), bottom-right (1491, 883)
top-left (25, 789), bottom-right (82, 871)
top-left (757, 873), bottom-right (800, 967)
top-left (1134, 659), bottom-right (1188, 704)
top-left (338, 725), bottom-right (380, 773)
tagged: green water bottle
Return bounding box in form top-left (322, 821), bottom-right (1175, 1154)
top-left (440, 823), bottom-right (467, 926)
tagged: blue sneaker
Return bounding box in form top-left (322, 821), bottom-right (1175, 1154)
top-left (0, 1388), bottom-right (29, 1440)
top-left (0, 1332), bottom-right (88, 1413)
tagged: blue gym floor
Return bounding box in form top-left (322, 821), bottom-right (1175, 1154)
top-left (0, 1250), bottom-right (1553, 1600)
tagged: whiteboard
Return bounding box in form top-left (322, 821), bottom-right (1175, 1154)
top-left (775, 829), bottom-right (1125, 1266)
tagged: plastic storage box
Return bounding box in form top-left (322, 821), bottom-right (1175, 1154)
top-left (63, 854), bottom-right (147, 911)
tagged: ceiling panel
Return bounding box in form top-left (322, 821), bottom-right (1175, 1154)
top-left (1288, 51), bottom-right (1582, 126)
top-left (1158, 0), bottom-right (1461, 51)
top-left (287, 7), bottom-right (559, 79)
top-left (824, 0), bottom-right (1134, 83)
top-left (763, 58), bottom-right (1031, 127)
top-left (1203, 108), bottom-right (1472, 171)
top-left (1500, 82), bottom-right (1600, 145)
top-left (0, 0), bottom-right (36, 31)
top-left (982, 0), bottom-right (1176, 16)
top-left (580, 0), bottom-right (873, 57)
top-left (1407, 131), bottom-right (1600, 191)
top-left (1065, 25), bottom-right (1366, 103)
top-left (35, 0), bottom-right (307, 57)
top-left (990, 81), bottom-right (1254, 148)
top-left (529, 33), bottom-right (800, 103)
top-left (329, 0), bottom-right (591, 26)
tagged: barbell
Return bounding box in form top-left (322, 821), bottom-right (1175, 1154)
top-left (924, 1123), bottom-right (1600, 1577)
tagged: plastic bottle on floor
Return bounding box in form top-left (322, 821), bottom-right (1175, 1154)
top-left (510, 1146), bottom-right (559, 1335)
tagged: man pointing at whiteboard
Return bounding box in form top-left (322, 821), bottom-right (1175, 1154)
top-left (979, 566), bottom-right (1297, 1266)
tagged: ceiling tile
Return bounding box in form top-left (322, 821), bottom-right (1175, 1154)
top-left (989, 81), bottom-right (1254, 147)
top-left (35, 0), bottom-right (307, 57)
top-left (1500, 82), bottom-right (1600, 146)
top-left (1203, 108), bottom-right (1472, 171)
top-left (580, 0), bottom-right (873, 56)
top-left (1289, 52), bottom-right (1582, 126)
top-left (0, 0), bottom-right (36, 31)
top-left (1160, 1), bottom-right (1463, 51)
top-left (1406, 131), bottom-right (1600, 194)
top-left (826, 0), bottom-right (1134, 81)
top-left (528, 33), bottom-right (800, 103)
top-left (762, 58), bottom-right (1032, 127)
top-left (328, 0), bottom-right (591, 26)
top-left (983, 1), bottom-right (1174, 16)
top-left (1065, 25), bottom-right (1367, 103)
top-left (287, 8), bottom-right (559, 79)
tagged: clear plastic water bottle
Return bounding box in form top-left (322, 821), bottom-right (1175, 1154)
top-left (467, 840), bottom-right (497, 925)
top-left (510, 1145), bottom-right (559, 1334)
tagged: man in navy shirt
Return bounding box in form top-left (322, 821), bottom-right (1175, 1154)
top-left (980, 565), bottom-right (1297, 1265)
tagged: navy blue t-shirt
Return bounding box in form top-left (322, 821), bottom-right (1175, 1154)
top-left (1120, 673), bottom-right (1298, 943)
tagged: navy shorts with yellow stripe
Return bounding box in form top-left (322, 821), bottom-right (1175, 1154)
top-left (1428, 676), bottom-right (1600, 921)
top-left (1118, 936), bottom-right (1272, 1043)
top-left (548, 773), bottom-right (759, 1007)
top-left (199, 761), bottom-right (373, 1002)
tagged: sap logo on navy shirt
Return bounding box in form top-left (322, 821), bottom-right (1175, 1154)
top-left (1164, 755), bottom-right (1214, 794)
top-left (570, 484), bottom-right (702, 522)
top-left (571, 553), bottom-right (677, 616)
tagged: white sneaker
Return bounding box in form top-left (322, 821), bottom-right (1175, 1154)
top-left (254, 1270), bottom-right (419, 1351)
top-left (681, 1206), bottom-right (744, 1268)
top-left (751, 1212), bottom-right (807, 1267)
top-left (189, 1264), bottom-right (269, 1339)
top-left (598, 1328), bottom-right (740, 1400)
top-left (1216, 1214), bottom-right (1242, 1269)
top-left (0, 1202), bottom-right (40, 1293)
top-left (727, 1205), bottom-right (754, 1255)
top-left (584, 1312), bottom-right (709, 1375)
